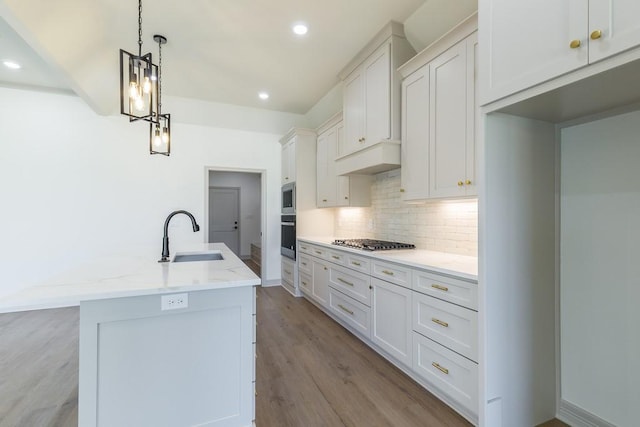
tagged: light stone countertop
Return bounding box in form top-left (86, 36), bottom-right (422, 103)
top-left (0, 243), bottom-right (259, 313)
top-left (298, 236), bottom-right (478, 281)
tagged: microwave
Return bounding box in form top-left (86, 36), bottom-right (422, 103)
top-left (281, 182), bottom-right (295, 214)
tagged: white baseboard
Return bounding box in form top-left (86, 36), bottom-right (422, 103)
top-left (260, 279), bottom-right (280, 287)
top-left (557, 399), bottom-right (616, 427)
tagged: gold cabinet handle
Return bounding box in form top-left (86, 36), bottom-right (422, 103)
top-left (284, 270), bottom-right (291, 275)
top-left (301, 262), bottom-right (307, 266)
top-left (590, 30), bottom-right (602, 40)
top-left (301, 280), bottom-right (308, 287)
top-left (465, 179), bottom-right (472, 185)
top-left (382, 270), bottom-right (394, 276)
top-left (301, 246), bottom-right (307, 250)
top-left (400, 188), bottom-right (405, 193)
top-left (324, 266), bottom-right (328, 271)
top-left (315, 250), bottom-right (322, 255)
top-left (569, 39), bottom-right (581, 49)
top-left (332, 255), bottom-right (340, 260)
top-left (322, 199), bottom-right (327, 202)
top-left (344, 196), bottom-right (348, 200)
top-left (285, 176), bottom-right (289, 180)
top-left (338, 277), bottom-right (354, 287)
top-left (431, 284), bottom-right (449, 292)
top-left (351, 261), bottom-right (361, 266)
top-left (432, 362), bottom-right (449, 375)
top-left (432, 318), bottom-right (449, 328)
top-left (457, 181), bottom-right (464, 187)
top-left (338, 304), bottom-right (354, 315)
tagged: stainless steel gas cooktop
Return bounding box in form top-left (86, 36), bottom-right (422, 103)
top-left (332, 239), bottom-right (416, 251)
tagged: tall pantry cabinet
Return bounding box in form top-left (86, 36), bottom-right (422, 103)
top-left (478, 0), bottom-right (640, 426)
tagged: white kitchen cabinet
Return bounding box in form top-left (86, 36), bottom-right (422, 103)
top-left (328, 263), bottom-right (371, 307)
top-left (281, 139), bottom-right (296, 185)
top-left (398, 15), bottom-right (477, 201)
top-left (281, 256), bottom-right (298, 297)
top-left (429, 34), bottom-right (477, 198)
top-left (329, 287), bottom-right (371, 339)
top-left (342, 42), bottom-right (391, 155)
top-left (371, 277), bottom-right (412, 368)
top-left (400, 63), bottom-right (430, 201)
top-left (311, 258), bottom-right (330, 307)
top-left (316, 114), bottom-right (372, 208)
top-left (336, 21), bottom-right (415, 176)
top-left (479, 0), bottom-right (640, 105)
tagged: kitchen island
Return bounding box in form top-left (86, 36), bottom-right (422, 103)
top-left (0, 243), bottom-right (259, 427)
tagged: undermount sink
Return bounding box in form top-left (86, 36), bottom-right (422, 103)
top-left (172, 251), bottom-right (224, 263)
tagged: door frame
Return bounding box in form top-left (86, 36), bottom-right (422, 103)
top-left (204, 166), bottom-right (266, 285)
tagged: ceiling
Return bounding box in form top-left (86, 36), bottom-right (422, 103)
top-left (0, 0), bottom-right (477, 116)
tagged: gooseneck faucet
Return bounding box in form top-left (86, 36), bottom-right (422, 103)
top-left (158, 210), bottom-right (200, 262)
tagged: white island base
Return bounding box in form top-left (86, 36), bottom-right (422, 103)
top-left (79, 285), bottom-right (256, 427)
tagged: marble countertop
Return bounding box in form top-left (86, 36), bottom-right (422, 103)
top-left (298, 236), bottom-right (478, 281)
top-left (0, 243), bottom-right (259, 313)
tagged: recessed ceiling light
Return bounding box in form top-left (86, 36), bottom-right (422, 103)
top-left (258, 92), bottom-right (269, 100)
top-left (3, 60), bottom-right (21, 70)
top-left (292, 23), bottom-right (308, 36)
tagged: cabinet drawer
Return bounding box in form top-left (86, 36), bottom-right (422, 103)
top-left (413, 270), bottom-right (478, 310)
top-left (281, 260), bottom-right (294, 285)
top-left (344, 253), bottom-right (371, 274)
top-left (413, 292), bottom-right (478, 361)
top-left (329, 289), bottom-right (371, 339)
top-left (309, 246), bottom-right (326, 259)
top-left (297, 242), bottom-right (314, 255)
top-left (413, 332), bottom-right (478, 415)
top-left (326, 249), bottom-right (347, 266)
top-left (299, 272), bottom-right (312, 296)
top-left (329, 264), bottom-right (371, 306)
top-left (371, 259), bottom-right (412, 288)
top-left (298, 255), bottom-right (312, 275)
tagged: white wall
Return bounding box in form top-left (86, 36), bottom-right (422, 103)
top-left (208, 171), bottom-right (261, 258)
top-left (0, 86), bottom-right (288, 297)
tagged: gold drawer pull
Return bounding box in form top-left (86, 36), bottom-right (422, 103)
top-left (432, 318), bottom-right (449, 328)
top-left (284, 270), bottom-right (291, 275)
top-left (301, 262), bottom-right (307, 266)
top-left (338, 304), bottom-right (354, 315)
top-left (590, 29), bottom-right (602, 40)
top-left (382, 270), bottom-right (394, 276)
top-left (338, 278), bottom-right (354, 287)
top-left (457, 181), bottom-right (464, 187)
top-left (465, 179), bottom-right (472, 185)
top-left (351, 261), bottom-right (361, 266)
top-left (400, 188), bottom-right (405, 193)
top-left (322, 199), bottom-right (327, 202)
top-left (301, 281), bottom-right (308, 286)
top-left (301, 246), bottom-right (307, 250)
top-left (315, 250), bottom-right (322, 255)
top-left (431, 284), bottom-right (449, 292)
top-left (432, 362), bottom-right (449, 375)
top-left (332, 255), bottom-right (340, 260)
top-left (569, 39), bottom-right (581, 49)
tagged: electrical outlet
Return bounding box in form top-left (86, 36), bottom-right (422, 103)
top-left (161, 293), bottom-right (188, 310)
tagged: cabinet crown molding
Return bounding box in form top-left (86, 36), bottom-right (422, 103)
top-left (398, 12), bottom-right (477, 79)
top-left (338, 20), bottom-right (407, 80)
top-left (315, 111), bottom-right (343, 135)
top-left (279, 127), bottom-right (316, 144)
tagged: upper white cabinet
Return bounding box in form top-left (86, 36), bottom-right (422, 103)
top-left (342, 43), bottom-right (392, 155)
top-left (336, 21), bottom-right (415, 176)
top-left (479, 0), bottom-right (640, 105)
top-left (429, 33), bottom-right (477, 198)
top-left (316, 113), bottom-right (372, 208)
top-left (399, 15), bottom-right (478, 201)
top-left (281, 138), bottom-right (296, 185)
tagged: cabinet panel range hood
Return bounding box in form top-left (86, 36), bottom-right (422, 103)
top-left (335, 140), bottom-right (400, 175)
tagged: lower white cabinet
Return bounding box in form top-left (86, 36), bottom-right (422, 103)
top-left (281, 256), bottom-right (297, 297)
top-left (413, 332), bottom-right (478, 415)
top-left (328, 263), bottom-right (371, 306)
top-left (299, 271), bottom-right (312, 296)
top-left (371, 277), bottom-right (412, 367)
top-left (311, 258), bottom-right (330, 306)
top-left (329, 287), bottom-right (371, 339)
top-left (413, 291), bottom-right (478, 362)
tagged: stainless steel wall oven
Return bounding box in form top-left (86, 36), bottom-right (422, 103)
top-left (280, 214), bottom-right (296, 259)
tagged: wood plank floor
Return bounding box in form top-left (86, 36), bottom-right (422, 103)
top-left (0, 285), bottom-right (570, 426)
top-left (255, 286), bottom-right (471, 427)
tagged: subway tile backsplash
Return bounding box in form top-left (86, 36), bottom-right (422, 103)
top-left (334, 169), bottom-right (478, 257)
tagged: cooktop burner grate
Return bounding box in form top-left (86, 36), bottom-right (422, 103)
top-left (332, 239), bottom-right (416, 251)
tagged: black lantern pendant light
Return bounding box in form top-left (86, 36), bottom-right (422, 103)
top-left (119, 0), bottom-right (158, 122)
top-left (150, 35), bottom-right (170, 156)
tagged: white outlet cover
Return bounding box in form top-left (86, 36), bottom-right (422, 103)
top-left (161, 293), bottom-right (189, 310)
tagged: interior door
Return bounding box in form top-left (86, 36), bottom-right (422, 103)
top-left (209, 187), bottom-right (240, 255)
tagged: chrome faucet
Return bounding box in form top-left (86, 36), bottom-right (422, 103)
top-left (158, 210), bottom-right (200, 262)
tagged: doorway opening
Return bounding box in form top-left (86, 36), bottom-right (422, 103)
top-left (206, 169), bottom-right (263, 281)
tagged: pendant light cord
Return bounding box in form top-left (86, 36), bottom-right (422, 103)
top-left (158, 39), bottom-right (162, 116)
top-left (137, 0), bottom-right (143, 57)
